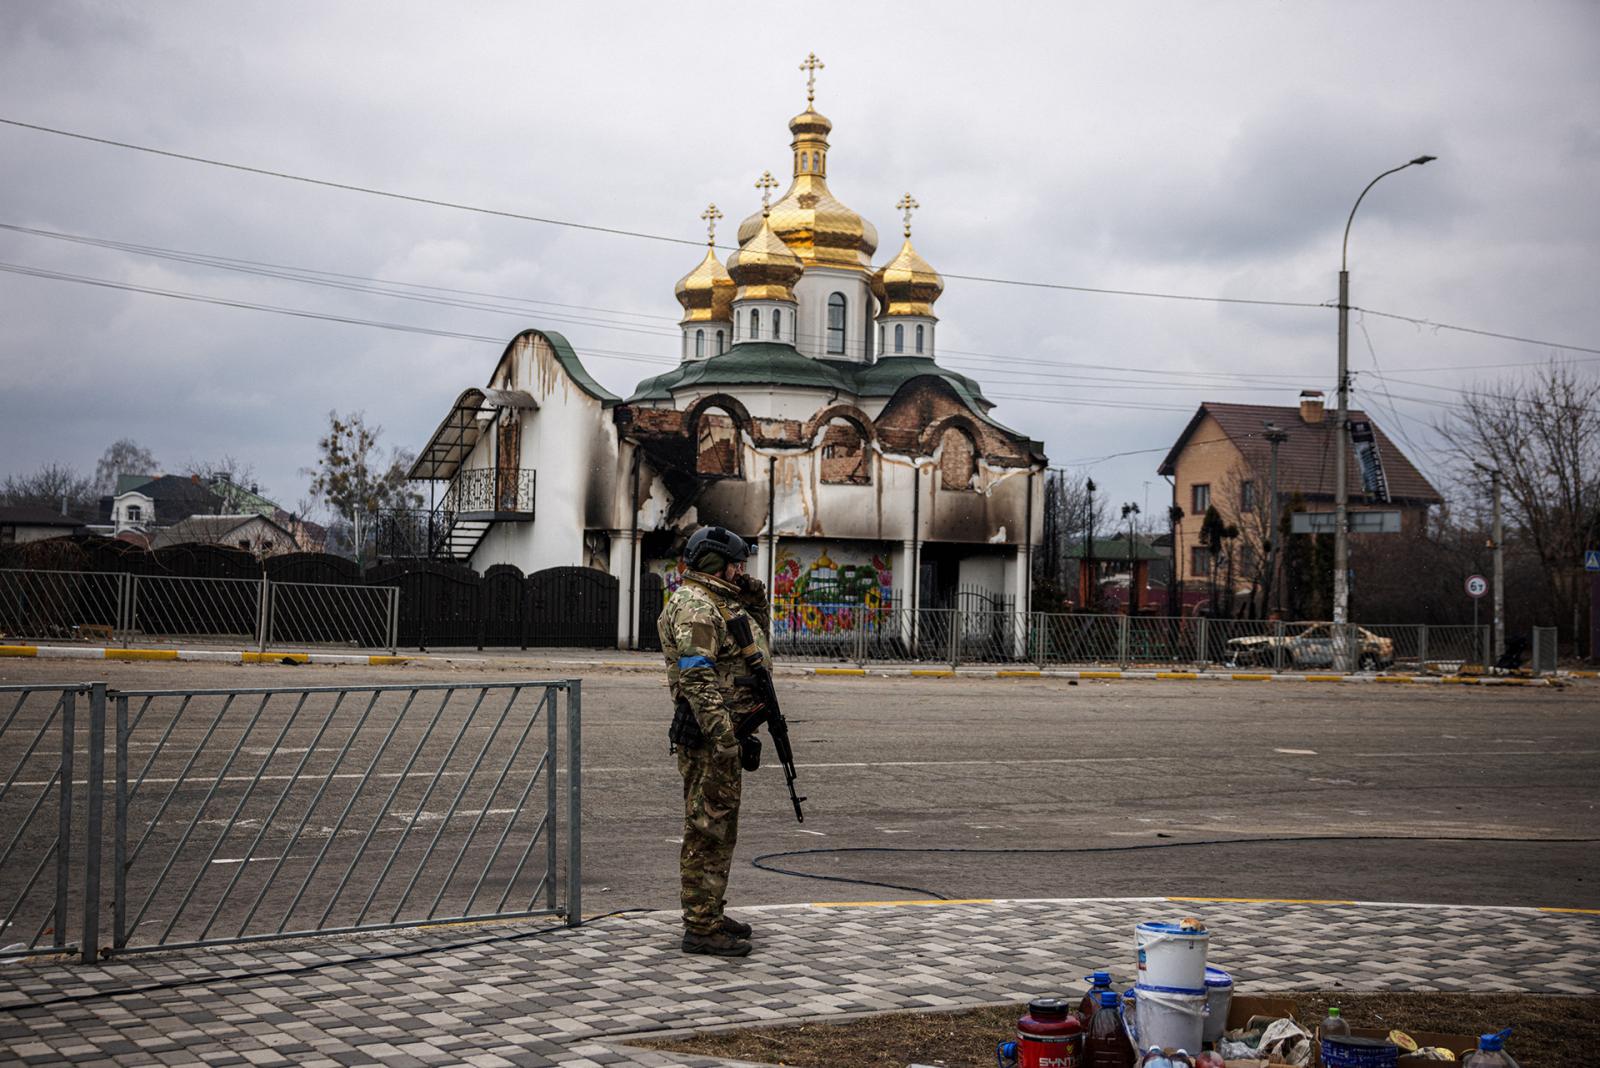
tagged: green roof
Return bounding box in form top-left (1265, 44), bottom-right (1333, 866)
top-left (540, 330), bottom-right (621, 408)
top-left (625, 344), bottom-right (1006, 435)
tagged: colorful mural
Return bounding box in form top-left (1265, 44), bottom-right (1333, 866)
top-left (648, 541), bottom-right (895, 636)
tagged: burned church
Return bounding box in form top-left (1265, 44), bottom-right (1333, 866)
top-left (409, 60), bottom-right (1047, 648)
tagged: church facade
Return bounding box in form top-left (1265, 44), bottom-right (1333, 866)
top-left (409, 58), bottom-right (1047, 648)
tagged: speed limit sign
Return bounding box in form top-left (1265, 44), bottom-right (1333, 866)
top-left (1465, 574), bottom-right (1488, 598)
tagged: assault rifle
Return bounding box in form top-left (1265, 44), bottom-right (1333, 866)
top-left (726, 613), bottom-right (807, 823)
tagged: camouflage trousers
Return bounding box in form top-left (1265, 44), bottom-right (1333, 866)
top-left (677, 743), bottom-right (742, 934)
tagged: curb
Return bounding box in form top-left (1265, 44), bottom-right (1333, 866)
top-left (791, 664), bottom-right (1562, 686)
top-left (0, 644), bottom-right (412, 666)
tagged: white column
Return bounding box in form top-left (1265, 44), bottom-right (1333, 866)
top-left (614, 528), bottom-right (640, 650)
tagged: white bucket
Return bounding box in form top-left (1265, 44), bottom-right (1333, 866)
top-left (1133, 984), bottom-right (1207, 1055)
top-left (1135, 921), bottom-right (1210, 991)
top-left (1202, 966), bottom-right (1233, 1043)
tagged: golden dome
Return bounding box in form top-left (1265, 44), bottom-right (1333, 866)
top-left (871, 237), bottom-right (944, 318)
top-left (674, 248), bottom-right (734, 324)
top-left (727, 213), bottom-right (804, 303)
top-left (736, 107), bottom-right (879, 272)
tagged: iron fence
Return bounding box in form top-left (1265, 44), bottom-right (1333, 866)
top-left (0, 569), bottom-right (397, 653)
top-left (0, 679), bottom-right (583, 963)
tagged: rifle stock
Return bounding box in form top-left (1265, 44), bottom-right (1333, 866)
top-left (727, 614), bottom-right (806, 823)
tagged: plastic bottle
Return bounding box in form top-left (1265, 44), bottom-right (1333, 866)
top-left (1138, 1048), bottom-right (1172, 1068)
top-left (997, 997), bottom-right (1083, 1068)
top-left (1168, 1052), bottom-right (1194, 1068)
top-left (1321, 1006), bottom-right (1351, 1037)
top-left (1078, 971), bottom-right (1115, 1022)
top-left (1463, 1028), bottom-right (1519, 1067)
top-left (1084, 990), bottom-right (1136, 1068)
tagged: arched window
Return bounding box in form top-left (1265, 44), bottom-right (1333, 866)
top-left (694, 329), bottom-right (705, 358)
top-left (894, 323), bottom-right (905, 353)
top-left (915, 324), bottom-right (925, 354)
top-left (800, 153), bottom-right (809, 172)
top-left (938, 426), bottom-right (979, 491)
top-left (820, 417), bottom-right (870, 485)
top-left (695, 407), bottom-right (742, 478)
top-left (682, 333), bottom-right (689, 359)
top-left (812, 151), bottom-right (820, 172)
top-left (715, 330), bottom-right (725, 355)
top-left (826, 293), bottom-right (847, 354)
top-left (878, 324), bottom-right (884, 353)
top-left (750, 308), bottom-right (760, 339)
top-left (772, 308), bottom-right (782, 340)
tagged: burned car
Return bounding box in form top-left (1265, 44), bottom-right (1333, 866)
top-left (1225, 623), bottom-right (1395, 671)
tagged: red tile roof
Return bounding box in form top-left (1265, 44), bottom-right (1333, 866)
top-left (1158, 402), bottom-right (1442, 505)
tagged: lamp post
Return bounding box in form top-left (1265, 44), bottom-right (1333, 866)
top-left (1334, 155), bottom-right (1436, 649)
top-left (1262, 422), bottom-right (1289, 617)
top-left (1122, 502), bottom-right (1141, 614)
top-left (1474, 463), bottom-right (1505, 659)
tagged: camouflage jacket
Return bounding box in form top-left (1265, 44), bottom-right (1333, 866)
top-left (659, 571), bottom-right (769, 749)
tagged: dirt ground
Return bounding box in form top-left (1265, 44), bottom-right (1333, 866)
top-left (634, 992), bottom-right (1600, 1066)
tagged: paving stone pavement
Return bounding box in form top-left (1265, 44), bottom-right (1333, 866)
top-left (1, 898), bottom-right (1596, 1067)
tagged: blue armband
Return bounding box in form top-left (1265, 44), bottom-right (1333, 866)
top-left (678, 655), bottom-right (715, 670)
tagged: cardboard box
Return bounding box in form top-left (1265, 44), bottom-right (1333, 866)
top-left (1226, 995), bottom-right (1301, 1031)
top-left (1316, 1026), bottom-right (1480, 1067)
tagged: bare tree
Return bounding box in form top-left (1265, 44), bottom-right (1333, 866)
top-left (304, 411), bottom-right (421, 565)
top-left (1036, 468), bottom-right (1108, 609)
top-left (1434, 361), bottom-right (1599, 640)
top-left (94, 439), bottom-right (159, 496)
top-left (1, 463), bottom-right (98, 520)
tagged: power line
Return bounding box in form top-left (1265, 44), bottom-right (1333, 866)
top-left (1353, 306), bottom-right (1600, 358)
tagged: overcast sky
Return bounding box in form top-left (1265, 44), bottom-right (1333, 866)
top-left (2, 1), bottom-right (1597, 523)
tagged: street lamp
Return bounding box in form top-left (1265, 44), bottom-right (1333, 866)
top-left (1334, 155), bottom-right (1436, 639)
top-left (1474, 462), bottom-right (1505, 659)
top-left (1262, 422), bottom-right (1289, 617)
top-left (1122, 502), bottom-right (1141, 614)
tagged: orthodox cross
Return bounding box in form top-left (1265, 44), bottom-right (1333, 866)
top-left (700, 203), bottom-right (722, 245)
top-left (800, 52), bottom-right (824, 105)
top-left (756, 171), bottom-right (779, 215)
top-left (897, 192), bottom-right (919, 237)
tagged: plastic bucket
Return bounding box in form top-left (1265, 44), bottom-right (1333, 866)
top-left (1202, 966), bottom-right (1233, 1043)
top-left (1132, 985), bottom-right (1206, 1055)
top-left (1135, 921), bottom-right (1210, 991)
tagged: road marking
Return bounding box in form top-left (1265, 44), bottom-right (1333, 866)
top-left (209, 855), bottom-right (281, 865)
top-left (1167, 896), bottom-right (1359, 905)
top-left (811, 898), bottom-right (994, 908)
top-left (1274, 748), bottom-right (1318, 755)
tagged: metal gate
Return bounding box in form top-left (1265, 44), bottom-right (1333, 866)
top-left (527, 567), bottom-right (618, 648)
top-left (0, 679), bottom-right (582, 963)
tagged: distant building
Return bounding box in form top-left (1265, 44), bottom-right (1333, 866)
top-left (0, 505), bottom-right (85, 545)
top-left (150, 514), bottom-right (299, 556)
top-left (99, 474), bottom-right (225, 535)
top-left (1157, 391), bottom-right (1442, 607)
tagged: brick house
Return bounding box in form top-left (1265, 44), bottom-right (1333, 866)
top-left (1157, 391), bottom-right (1442, 608)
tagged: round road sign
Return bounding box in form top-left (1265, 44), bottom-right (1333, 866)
top-left (1465, 574), bottom-right (1488, 598)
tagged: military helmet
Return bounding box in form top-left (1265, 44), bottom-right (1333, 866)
top-left (685, 526), bottom-right (751, 570)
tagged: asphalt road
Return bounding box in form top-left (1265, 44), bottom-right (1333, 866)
top-left (2, 656), bottom-right (1596, 946)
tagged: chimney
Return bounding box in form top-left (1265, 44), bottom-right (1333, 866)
top-left (1299, 390), bottom-right (1325, 425)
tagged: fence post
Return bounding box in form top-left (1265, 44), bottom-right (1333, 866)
top-left (1482, 624), bottom-right (1491, 668)
top-left (1117, 613), bottom-right (1130, 668)
top-left (1034, 612), bottom-right (1046, 669)
top-left (1196, 617), bottom-right (1208, 668)
top-left (118, 572), bottom-right (131, 645)
top-left (256, 577), bottom-right (270, 652)
top-left (1418, 624), bottom-right (1428, 670)
top-left (948, 608), bottom-right (960, 670)
top-left (388, 589), bottom-right (399, 655)
top-left (1273, 620), bottom-right (1286, 673)
top-left (565, 680), bottom-right (583, 927)
top-left (54, 687), bottom-right (76, 951)
top-left (128, 574), bottom-right (140, 643)
top-left (114, 692), bottom-right (128, 951)
top-left (81, 682), bottom-right (106, 964)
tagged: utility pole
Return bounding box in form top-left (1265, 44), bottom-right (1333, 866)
top-left (1084, 478), bottom-right (1097, 611)
top-left (1476, 463), bottom-right (1505, 658)
top-left (1263, 423), bottom-right (1289, 616)
top-left (1335, 156), bottom-right (1436, 651)
top-left (1122, 502), bottom-right (1141, 614)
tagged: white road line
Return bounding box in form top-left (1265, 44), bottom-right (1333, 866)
top-left (1275, 748), bottom-right (1318, 755)
top-left (209, 856), bottom-right (281, 865)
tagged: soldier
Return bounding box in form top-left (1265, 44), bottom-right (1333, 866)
top-left (659, 526), bottom-right (770, 957)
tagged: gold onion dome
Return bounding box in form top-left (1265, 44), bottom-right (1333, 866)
top-left (674, 249), bottom-right (734, 324)
top-left (736, 106), bottom-right (878, 271)
top-left (728, 176), bottom-right (805, 303)
top-left (872, 195), bottom-right (943, 318)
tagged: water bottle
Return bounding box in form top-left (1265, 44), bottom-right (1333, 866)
top-left (1463, 1028), bottom-right (1519, 1067)
top-left (1168, 1052), bottom-right (1194, 1068)
top-left (1084, 991), bottom-right (1136, 1068)
top-left (1321, 1006), bottom-right (1351, 1037)
top-left (1078, 970), bottom-right (1115, 1022)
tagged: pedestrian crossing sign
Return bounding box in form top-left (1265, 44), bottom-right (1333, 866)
top-left (1587, 549), bottom-right (1600, 572)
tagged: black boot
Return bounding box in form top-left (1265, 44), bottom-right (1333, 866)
top-left (720, 915), bottom-right (753, 939)
top-left (681, 929), bottom-right (752, 957)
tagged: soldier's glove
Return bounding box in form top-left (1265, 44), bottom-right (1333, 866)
top-left (734, 574), bottom-right (772, 633)
top-left (739, 735), bottom-right (762, 772)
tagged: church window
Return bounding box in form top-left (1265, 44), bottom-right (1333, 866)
top-left (915, 324), bottom-right (925, 353)
top-left (820, 417), bottom-right (870, 485)
top-left (894, 323), bottom-right (905, 353)
top-left (878, 324), bottom-right (884, 353)
top-left (772, 308), bottom-right (782, 340)
top-left (938, 427), bottom-right (979, 491)
top-left (826, 293), bottom-right (847, 354)
top-left (695, 407), bottom-right (742, 478)
top-left (812, 151), bottom-right (820, 172)
top-left (715, 329), bottom-right (725, 355)
top-left (800, 153), bottom-right (809, 173)
top-left (694, 329), bottom-right (705, 358)
top-left (126, 505), bottom-right (142, 523)
top-left (750, 308), bottom-right (760, 339)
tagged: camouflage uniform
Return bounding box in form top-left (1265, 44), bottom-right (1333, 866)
top-left (659, 570), bottom-right (767, 935)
